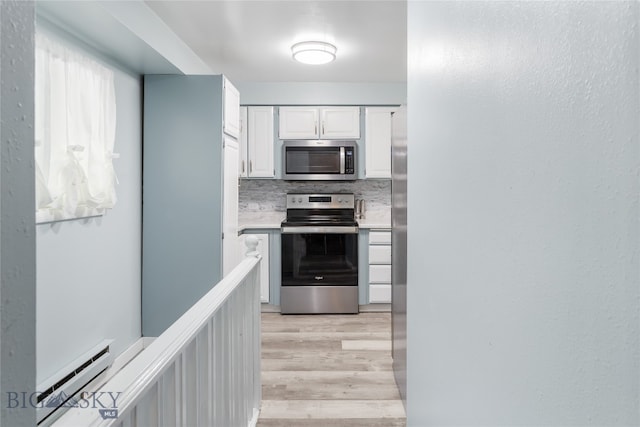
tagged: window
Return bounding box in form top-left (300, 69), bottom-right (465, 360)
top-left (35, 33), bottom-right (117, 223)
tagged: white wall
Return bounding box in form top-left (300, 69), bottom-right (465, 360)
top-left (236, 82), bottom-right (406, 105)
top-left (1, 2), bottom-right (37, 425)
top-left (35, 23), bottom-right (142, 385)
top-left (407, 1), bottom-right (639, 425)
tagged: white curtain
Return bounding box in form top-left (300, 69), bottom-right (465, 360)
top-left (35, 33), bottom-right (118, 223)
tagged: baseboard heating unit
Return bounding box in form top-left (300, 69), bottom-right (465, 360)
top-left (36, 340), bottom-right (113, 425)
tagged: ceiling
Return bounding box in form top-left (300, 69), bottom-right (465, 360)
top-left (144, 0), bottom-right (407, 84)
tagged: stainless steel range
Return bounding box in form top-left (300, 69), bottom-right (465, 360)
top-left (280, 193), bottom-right (359, 314)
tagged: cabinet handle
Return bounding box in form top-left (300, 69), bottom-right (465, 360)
top-left (322, 122), bottom-right (325, 135)
top-left (315, 122), bottom-right (318, 135)
top-left (249, 160), bottom-right (253, 174)
top-left (242, 160), bottom-right (245, 173)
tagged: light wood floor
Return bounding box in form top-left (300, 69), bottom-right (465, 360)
top-left (257, 312), bottom-right (406, 427)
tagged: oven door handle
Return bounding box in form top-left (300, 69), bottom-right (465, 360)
top-left (281, 226), bottom-right (359, 234)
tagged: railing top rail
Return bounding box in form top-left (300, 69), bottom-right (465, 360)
top-left (53, 254), bottom-right (261, 427)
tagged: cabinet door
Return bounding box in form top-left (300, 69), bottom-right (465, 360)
top-left (223, 77), bottom-right (240, 138)
top-left (369, 264), bottom-right (392, 283)
top-left (239, 107), bottom-right (248, 177)
top-left (370, 230), bottom-right (392, 244)
top-left (320, 107), bottom-right (360, 139)
top-left (222, 137), bottom-right (239, 277)
top-left (369, 284), bottom-right (391, 303)
top-left (369, 245), bottom-right (392, 264)
top-left (248, 107), bottom-right (275, 177)
top-left (279, 107), bottom-right (319, 139)
top-left (365, 107), bottom-right (393, 178)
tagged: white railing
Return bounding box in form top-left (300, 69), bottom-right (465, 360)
top-left (53, 237), bottom-right (262, 427)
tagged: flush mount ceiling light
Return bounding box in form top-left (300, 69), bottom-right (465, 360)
top-left (291, 41), bottom-right (337, 65)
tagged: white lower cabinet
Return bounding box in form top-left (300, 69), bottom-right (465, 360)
top-left (369, 284), bottom-right (391, 303)
top-left (368, 230), bottom-right (392, 303)
top-left (369, 264), bottom-right (391, 283)
top-left (369, 245), bottom-right (391, 264)
top-left (239, 233), bottom-right (270, 303)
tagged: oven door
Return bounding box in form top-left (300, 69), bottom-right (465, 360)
top-left (281, 226), bottom-right (359, 313)
top-left (281, 227), bottom-right (358, 287)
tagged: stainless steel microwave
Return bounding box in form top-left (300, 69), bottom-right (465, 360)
top-left (283, 140), bottom-right (356, 181)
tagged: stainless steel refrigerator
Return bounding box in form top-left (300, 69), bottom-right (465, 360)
top-left (391, 106), bottom-right (407, 406)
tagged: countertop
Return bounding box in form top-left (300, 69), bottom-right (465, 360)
top-left (357, 211), bottom-right (391, 229)
top-left (239, 212), bottom-right (285, 231)
top-left (238, 210), bottom-right (390, 232)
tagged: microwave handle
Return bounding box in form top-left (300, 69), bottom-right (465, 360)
top-left (340, 147), bottom-right (345, 174)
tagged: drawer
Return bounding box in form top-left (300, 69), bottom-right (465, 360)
top-left (369, 284), bottom-right (391, 303)
top-left (369, 264), bottom-right (391, 283)
top-left (369, 231), bottom-right (391, 245)
top-left (369, 245), bottom-right (391, 264)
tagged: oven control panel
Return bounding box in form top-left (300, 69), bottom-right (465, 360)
top-left (287, 193), bottom-right (355, 209)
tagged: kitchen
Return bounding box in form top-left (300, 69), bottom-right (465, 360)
top-left (142, 73), bottom-right (400, 323)
top-left (135, 0), bottom-right (406, 323)
top-left (237, 107), bottom-right (396, 312)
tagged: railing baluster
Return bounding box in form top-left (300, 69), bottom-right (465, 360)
top-left (213, 312), bottom-right (221, 424)
top-left (207, 318), bottom-right (214, 425)
top-left (196, 328), bottom-right (207, 425)
top-left (222, 301), bottom-right (230, 427)
top-left (238, 283), bottom-right (251, 424)
top-left (232, 290), bottom-right (240, 426)
top-left (174, 355), bottom-right (182, 427)
top-left (157, 374), bottom-right (163, 426)
top-left (160, 362), bottom-right (175, 424)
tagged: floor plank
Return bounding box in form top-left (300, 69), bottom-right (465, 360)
top-left (341, 339), bottom-right (392, 351)
top-left (257, 418), bottom-right (407, 427)
top-left (261, 350), bottom-right (393, 372)
top-left (259, 400), bottom-right (406, 419)
top-left (258, 312), bottom-right (405, 427)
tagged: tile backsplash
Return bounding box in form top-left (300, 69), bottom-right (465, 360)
top-left (239, 179), bottom-right (391, 213)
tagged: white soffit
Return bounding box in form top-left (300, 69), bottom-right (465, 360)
top-left (36, 0), bottom-right (212, 75)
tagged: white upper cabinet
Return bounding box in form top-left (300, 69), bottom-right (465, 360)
top-left (365, 107), bottom-right (393, 178)
top-left (247, 106), bottom-right (275, 178)
top-left (279, 106), bottom-right (360, 139)
top-left (223, 77), bottom-right (240, 138)
top-left (239, 107), bottom-right (248, 177)
top-left (320, 107), bottom-right (361, 139)
top-left (278, 107), bottom-right (319, 139)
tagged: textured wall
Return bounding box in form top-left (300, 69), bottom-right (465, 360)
top-left (239, 179), bottom-right (390, 214)
top-left (35, 23), bottom-right (142, 384)
top-left (0, 1), bottom-right (36, 425)
top-left (407, 1), bottom-right (639, 425)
